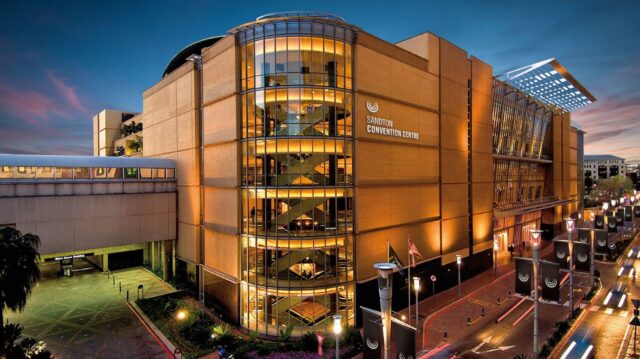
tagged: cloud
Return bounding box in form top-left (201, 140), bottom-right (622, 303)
top-left (0, 85), bottom-right (70, 128)
top-left (573, 94), bottom-right (640, 144)
top-left (47, 71), bottom-right (87, 112)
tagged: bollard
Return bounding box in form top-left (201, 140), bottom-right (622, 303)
top-left (481, 307), bottom-right (485, 317)
top-left (508, 290), bottom-right (511, 298)
top-left (444, 329), bottom-right (448, 342)
top-left (112, 276), bottom-right (115, 285)
top-left (467, 317), bottom-right (471, 326)
top-left (126, 289), bottom-right (129, 302)
top-left (497, 297), bottom-right (501, 305)
top-left (119, 282), bottom-right (122, 293)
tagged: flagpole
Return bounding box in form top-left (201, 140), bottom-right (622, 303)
top-left (408, 236), bottom-right (411, 316)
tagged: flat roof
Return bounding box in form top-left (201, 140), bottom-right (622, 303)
top-left (496, 58), bottom-right (596, 113)
top-left (0, 154), bottom-right (175, 169)
top-left (584, 154), bottom-right (625, 161)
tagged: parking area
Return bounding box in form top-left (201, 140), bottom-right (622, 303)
top-left (6, 264), bottom-right (174, 359)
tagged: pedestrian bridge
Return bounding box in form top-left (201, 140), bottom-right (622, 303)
top-left (0, 154), bottom-right (176, 273)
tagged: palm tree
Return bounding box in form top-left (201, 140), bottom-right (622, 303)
top-left (2, 322), bottom-right (52, 359)
top-left (0, 227), bottom-right (42, 359)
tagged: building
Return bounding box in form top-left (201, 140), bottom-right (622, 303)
top-left (1, 12), bottom-right (595, 337)
top-left (584, 154), bottom-right (625, 181)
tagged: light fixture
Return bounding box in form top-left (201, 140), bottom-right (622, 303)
top-left (603, 203), bottom-right (609, 211)
top-left (456, 254), bottom-right (462, 265)
top-left (176, 310), bottom-right (187, 320)
top-left (413, 276), bottom-right (421, 292)
top-left (589, 211), bottom-right (595, 221)
top-left (565, 217), bottom-right (575, 233)
top-left (333, 314), bottom-right (342, 335)
top-left (612, 199), bottom-right (617, 208)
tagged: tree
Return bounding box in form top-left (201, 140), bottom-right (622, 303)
top-left (2, 323), bottom-right (52, 359)
top-left (588, 175), bottom-right (634, 206)
top-left (0, 227), bottom-right (42, 359)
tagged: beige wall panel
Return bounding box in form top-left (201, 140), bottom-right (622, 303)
top-left (472, 153), bottom-right (493, 183)
top-left (472, 182), bottom-right (494, 214)
top-left (355, 45), bottom-right (391, 97)
top-left (439, 40), bottom-right (470, 85)
top-left (395, 34), bottom-right (429, 60)
top-left (418, 72), bottom-right (440, 111)
top-left (176, 222), bottom-right (199, 263)
top-left (203, 47), bottom-right (236, 104)
top-left (204, 187), bottom-right (238, 234)
top-left (177, 110), bottom-right (197, 151)
top-left (203, 96), bottom-right (238, 145)
top-left (471, 92), bottom-right (493, 127)
top-left (390, 59), bottom-right (438, 110)
top-left (441, 78), bottom-right (468, 119)
top-left (472, 121), bottom-right (493, 154)
top-left (356, 184), bottom-right (439, 232)
top-left (176, 149), bottom-right (199, 186)
top-left (472, 212), bottom-right (493, 245)
top-left (441, 149), bottom-right (467, 184)
top-left (176, 70), bottom-right (196, 115)
top-left (204, 230), bottom-right (239, 279)
top-left (356, 142), bottom-right (439, 185)
top-left (140, 213), bottom-right (171, 242)
top-left (0, 198), bottom-right (16, 223)
top-left (441, 114), bottom-right (468, 152)
top-left (470, 57), bottom-right (493, 96)
top-left (178, 186), bottom-right (200, 226)
top-left (426, 33), bottom-right (440, 75)
top-left (441, 216), bottom-right (469, 254)
top-left (356, 220), bottom-right (440, 281)
top-left (441, 183), bottom-right (468, 220)
top-left (204, 142), bottom-right (238, 187)
top-left (36, 221), bottom-right (75, 254)
top-left (143, 82), bottom-right (177, 127)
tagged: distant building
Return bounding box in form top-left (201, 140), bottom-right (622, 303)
top-left (584, 154), bottom-right (625, 181)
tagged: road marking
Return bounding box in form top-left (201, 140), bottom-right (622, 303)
top-left (590, 305), bottom-right (600, 311)
top-left (470, 336), bottom-right (492, 353)
top-left (620, 310), bottom-right (629, 317)
top-left (605, 308), bottom-right (615, 315)
top-left (616, 324), bottom-right (632, 359)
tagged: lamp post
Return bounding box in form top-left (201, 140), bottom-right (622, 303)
top-left (413, 276), bottom-right (420, 328)
top-left (566, 217), bottom-right (576, 318)
top-left (333, 314), bottom-right (342, 359)
top-left (603, 202), bottom-right (609, 212)
top-left (456, 255), bottom-right (462, 297)
top-left (590, 211), bottom-right (596, 288)
top-left (530, 229), bottom-right (544, 358)
top-left (612, 199), bottom-right (617, 209)
top-left (374, 263), bottom-right (397, 359)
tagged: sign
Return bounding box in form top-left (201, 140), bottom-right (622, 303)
top-left (365, 100), bottom-right (420, 140)
top-left (45, 253), bottom-right (94, 262)
top-left (554, 241), bottom-right (569, 269)
top-left (634, 206), bottom-right (640, 218)
top-left (362, 307), bottom-right (383, 359)
top-left (541, 261), bottom-right (560, 302)
top-left (515, 258), bottom-right (532, 296)
top-left (391, 317), bottom-right (416, 359)
top-left (594, 215), bottom-right (605, 230)
top-left (616, 212), bottom-right (624, 226)
top-left (316, 332), bottom-right (325, 356)
top-left (573, 242), bottom-right (591, 272)
top-left (595, 230), bottom-right (609, 254)
top-left (430, 275), bottom-right (437, 282)
top-left (625, 206), bottom-right (633, 222)
top-left (578, 228), bottom-right (590, 243)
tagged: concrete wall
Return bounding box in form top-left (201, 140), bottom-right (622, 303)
top-left (0, 192), bottom-right (176, 257)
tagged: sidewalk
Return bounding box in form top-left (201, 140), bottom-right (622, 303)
top-left (398, 239), bottom-right (557, 355)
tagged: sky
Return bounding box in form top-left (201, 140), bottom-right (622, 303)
top-left (0, 0), bottom-right (638, 160)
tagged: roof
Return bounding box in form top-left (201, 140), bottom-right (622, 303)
top-left (0, 154), bottom-right (175, 169)
top-left (162, 36), bottom-right (224, 78)
top-left (496, 58), bottom-right (596, 113)
top-left (584, 155), bottom-right (625, 161)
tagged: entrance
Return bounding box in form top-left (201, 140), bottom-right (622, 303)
top-left (108, 250), bottom-right (143, 271)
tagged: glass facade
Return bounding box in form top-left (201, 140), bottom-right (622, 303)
top-left (237, 18), bottom-right (355, 336)
top-left (493, 160), bottom-right (546, 210)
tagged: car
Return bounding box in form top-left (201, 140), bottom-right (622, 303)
top-left (603, 281), bottom-right (628, 308)
top-left (617, 259), bottom-right (636, 280)
top-left (627, 246), bottom-right (640, 259)
top-left (559, 328), bottom-right (594, 359)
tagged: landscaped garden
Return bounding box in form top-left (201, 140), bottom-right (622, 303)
top-left (136, 294), bottom-right (363, 359)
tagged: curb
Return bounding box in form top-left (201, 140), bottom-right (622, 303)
top-left (127, 300), bottom-right (176, 358)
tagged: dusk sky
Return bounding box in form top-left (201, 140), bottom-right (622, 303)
top-left (0, 1), bottom-right (638, 160)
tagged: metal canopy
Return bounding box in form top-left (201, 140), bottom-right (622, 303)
top-left (496, 58), bottom-right (596, 113)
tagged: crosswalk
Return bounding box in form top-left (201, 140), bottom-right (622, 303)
top-left (590, 305), bottom-right (630, 317)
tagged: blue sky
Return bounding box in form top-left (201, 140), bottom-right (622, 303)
top-left (1, 0), bottom-right (638, 160)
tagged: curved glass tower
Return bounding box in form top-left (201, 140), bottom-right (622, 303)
top-left (236, 14), bottom-right (356, 335)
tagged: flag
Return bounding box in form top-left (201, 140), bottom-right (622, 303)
top-left (408, 239), bottom-right (422, 267)
top-left (388, 243), bottom-right (405, 268)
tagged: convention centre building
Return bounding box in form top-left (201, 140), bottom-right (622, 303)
top-left (1, 12), bottom-right (595, 336)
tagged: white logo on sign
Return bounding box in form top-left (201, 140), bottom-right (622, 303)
top-left (556, 250), bottom-right (566, 259)
top-left (399, 353), bottom-right (414, 359)
top-left (578, 253), bottom-right (588, 262)
top-left (598, 239), bottom-right (606, 246)
top-left (366, 100), bottom-right (379, 113)
top-left (545, 277), bottom-right (558, 288)
top-left (597, 220), bottom-right (603, 226)
top-left (366, 338), bottom-right (379, 350)
top-left (518, 273), bottom-right (530, 282)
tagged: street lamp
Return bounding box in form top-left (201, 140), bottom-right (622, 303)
top-left (603, 202), bottom-right (609, 212)
top-left (374, 263), bottom-right (397, 359)
top-left (413, 276), bottom-right (421, 328)
top-left (589, 211), bottom-right (596, 288)
top-left (456, 255), bottom-right (462, 297)
top-left (493, 235), bottom-right (500, 277)
top-left (565, 217), bottom-right (576, 319)
top-left (333, 314), bottom-right (342, 359)
top-left (176, 310), bottom-right (187, 321)
top-left (530, 229), bottom-right (544, 358)
top-left (612, 199), bottom-right (617, 209)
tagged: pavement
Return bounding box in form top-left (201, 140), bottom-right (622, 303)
top-left (395, 229), bottom-right (611, 359)
top-left (5, 263), bottom-right (174, 359)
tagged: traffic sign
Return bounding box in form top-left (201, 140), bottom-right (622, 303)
top-left (430, 275), bottom-right (437, 282)
top-left (609, 243), bottom-right (616, 250)
top-left (632, 299), bottom-right (640, 308)
top-left (630, 317), bottom-right (640, 326)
